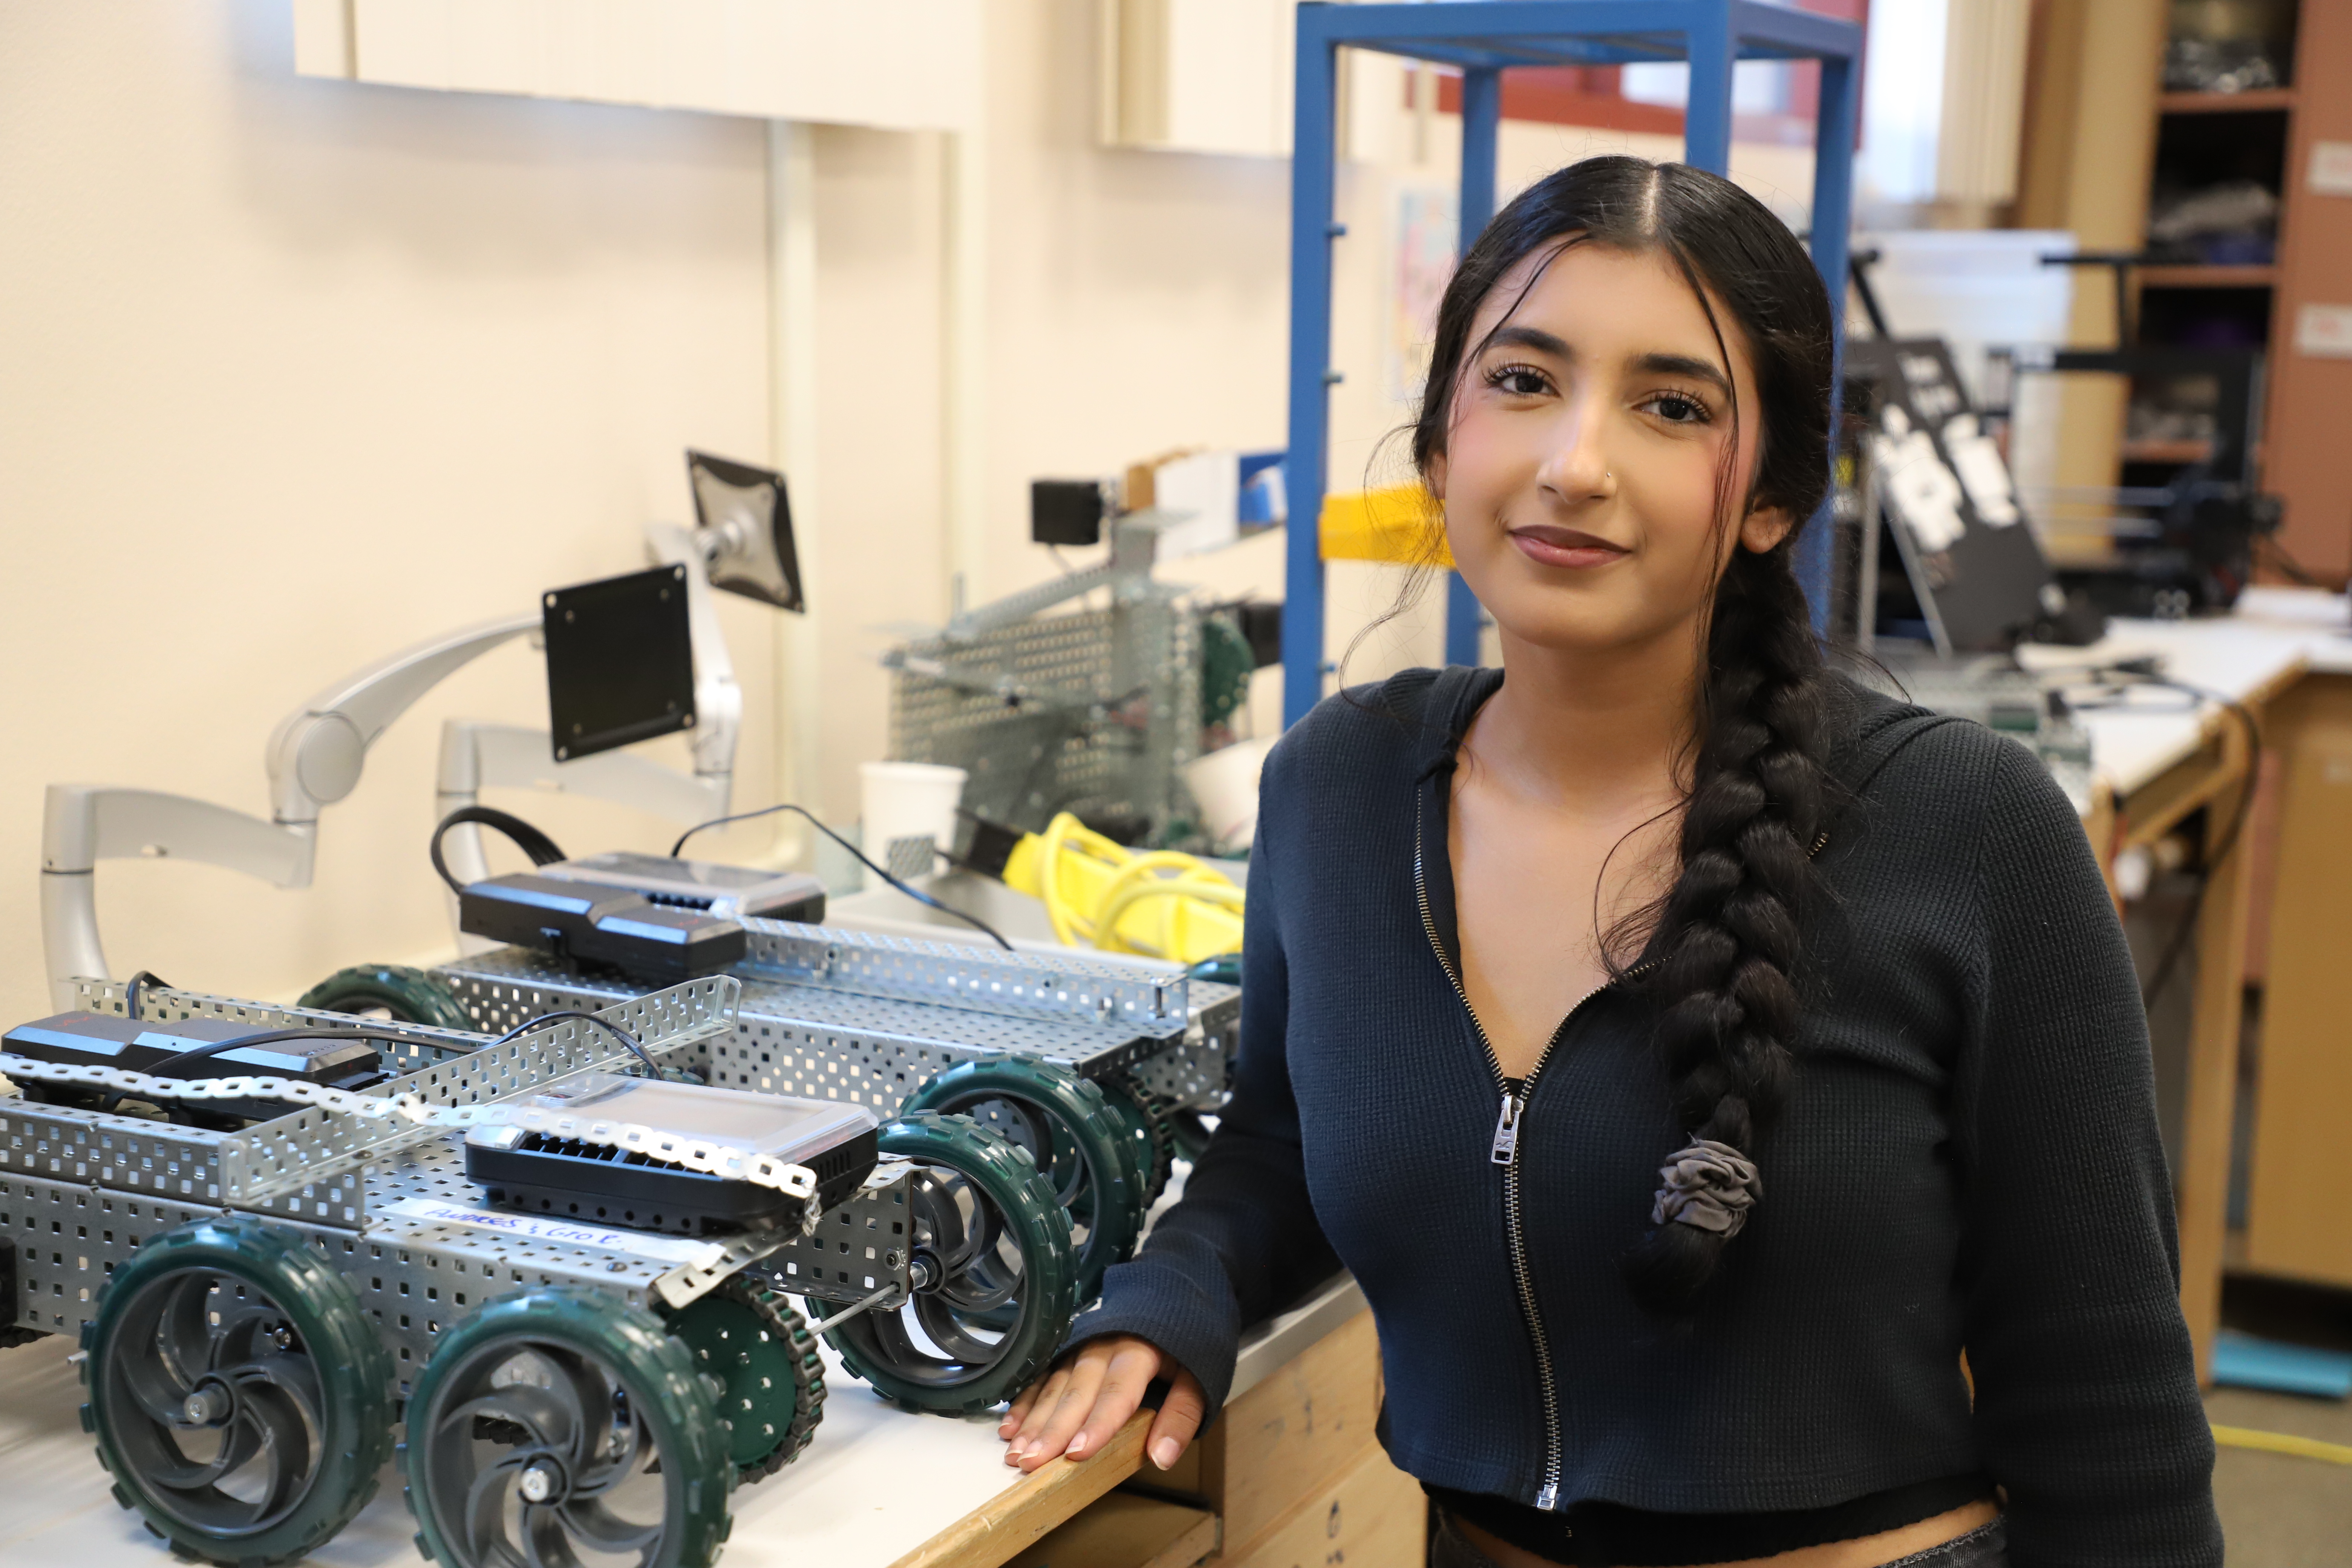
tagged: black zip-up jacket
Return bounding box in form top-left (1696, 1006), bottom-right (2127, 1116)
top-left (1071, 666), bottom-right (2221, 1566)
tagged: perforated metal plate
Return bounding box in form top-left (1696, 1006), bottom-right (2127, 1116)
top-left (217, 977), bottom-right (738, 1212)
top-left (756, 1160), bottom-right (913, 1305)
top-left (0, 1101), bottom-right (224, 1204)
top-left (0, 1171), bottom-right (225, 1338)
top-left (738, 919), bottom-right (1188, 1032)
top-left (435, 951), bottom-right (1204, 1118)
top-left (889, 590), bottom-right (1205, 839)
top-left (1132, 980), bottom-right (1239, 1106)
top-left (71, 978), bottom-right (490, 1074)
top-left (332, 1200), bottom-right (671, 1394)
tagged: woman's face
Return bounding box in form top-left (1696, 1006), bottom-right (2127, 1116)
top-left (1427, 241), bottom-right (1789, 657)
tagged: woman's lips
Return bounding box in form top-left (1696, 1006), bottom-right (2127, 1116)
top-left (1508, 525), bottom-right (1629, 570)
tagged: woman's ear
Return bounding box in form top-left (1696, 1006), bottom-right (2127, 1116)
top-left (1738, 504), bottom-right (1793, 554)
top-left (1425, 453), bottom-right (1447, 503)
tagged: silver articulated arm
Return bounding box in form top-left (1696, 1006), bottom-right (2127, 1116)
top-left (42, 612), bottom-right (541, 1006)
top-left (40, 787), bottom-right (316, 1009)
top-left (265, 613), bottom-right (542, 825)
top-left (645, 522), bottom-right (743, 783)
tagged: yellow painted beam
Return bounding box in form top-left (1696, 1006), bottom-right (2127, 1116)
top-left (2211, 1423), bottom-right (2352, 1467)
top-left (1320, 485), bottom-right (1448, 567)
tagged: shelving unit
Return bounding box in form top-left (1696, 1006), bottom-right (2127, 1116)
top-left (2160, 87), bottom-right (2298, 115)
top-left (2134, 3), bottom-right (2352, 579)
top-left (2138, 264), bottom-right (2277, 288)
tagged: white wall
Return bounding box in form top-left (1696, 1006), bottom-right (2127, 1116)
top-left (0, 5), bottom-right (776, 1018)
top-left (0, 1), bottom-right (1832, 1022)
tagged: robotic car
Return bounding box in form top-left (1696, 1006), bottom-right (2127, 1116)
top-left (0, 974), bottom-right (1078, 1568)
top-left (302, 818), bottom-right (1238, 1321)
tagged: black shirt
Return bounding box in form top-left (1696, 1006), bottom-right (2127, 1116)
top-left (1070, 666), bottom-right (2220, 1566)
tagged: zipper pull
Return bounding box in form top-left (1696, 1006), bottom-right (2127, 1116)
top-left (1535, 1481), bottom-right (1561, 1512)
top-left (1490, 1090), bottom-right (1522, 1166)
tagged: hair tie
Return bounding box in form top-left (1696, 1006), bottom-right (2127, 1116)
top-left (1650, 1138), bottom-right (1762, 1239)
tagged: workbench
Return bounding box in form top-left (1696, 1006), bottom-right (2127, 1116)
top-left (2018, 586), bottom-right (2352, 1380)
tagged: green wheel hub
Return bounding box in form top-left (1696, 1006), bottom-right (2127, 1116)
top-left (402, 1287), bottom-right (731, 1568)
top-left (814, 1112), bottom-right (1077, 1415)
top-left (298, 963), bottom-right (474, 1032)
top-left (82, 1216), bottom-right (394, 1566)
top-left (665, 1280), bottom-right (824, 1485)
top-left (902, 1055), bottom-right (1143, 1304)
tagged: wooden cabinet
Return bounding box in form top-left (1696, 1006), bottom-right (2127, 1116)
top-left (1037, 1305), bottom-right (1427, 1568)
top-left (2242, 672), bottom-right (2352, 1286)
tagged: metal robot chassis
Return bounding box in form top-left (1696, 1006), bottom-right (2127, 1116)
top-left (0, 975), bottom-right (1081, 1568)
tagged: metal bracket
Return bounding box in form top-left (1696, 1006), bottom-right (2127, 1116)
top-left (217, 977), bottom-right (739, 1211)
top-left (740, 919), bottom-right (1188, 1031)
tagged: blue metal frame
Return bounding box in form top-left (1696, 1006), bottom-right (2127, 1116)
top-left (1282, 1), bottom-right (1863, 724)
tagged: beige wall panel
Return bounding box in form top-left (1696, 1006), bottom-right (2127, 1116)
top-left (0, 4), bottom-right (774, 1017)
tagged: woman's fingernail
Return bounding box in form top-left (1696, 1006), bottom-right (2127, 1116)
top-left (1067, 1432), bottom-right (1089, 1456)
top-left (1152, 1438), bottom-right (1181, 1469)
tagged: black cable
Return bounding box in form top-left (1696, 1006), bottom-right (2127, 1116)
top-left (671, 802), bottom-right (1015, 950)
top-left (97, 1023), bottom-right (453, 1113)
top-left (487, 1009), bottom-right (665, 1077)
top-left (123, 969), bottom-right (171, 1025)
top-left (430, 806), bottom-right (568, 896)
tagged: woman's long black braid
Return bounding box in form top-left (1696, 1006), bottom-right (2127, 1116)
top-left (1408, 156), bottom-right (1838, 1314)
top-left (1619, 538), bottom-right (1828, 1311)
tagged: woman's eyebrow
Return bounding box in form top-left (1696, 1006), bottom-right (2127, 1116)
top-left (1485, 324), bottom-right (1573, 358)
top-left (1630, 351), bottom-right (1731, 395)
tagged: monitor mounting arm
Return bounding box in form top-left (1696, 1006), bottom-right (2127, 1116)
top-left (41, 612), bottom-right (537, 1007)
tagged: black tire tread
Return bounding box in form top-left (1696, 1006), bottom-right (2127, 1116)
top-left (400, 1286), bottom-right (732, 1568)
top-left (81, 1216), bottom-right (395, 1568)
top-left (815, 1112), bottom-right (1077, 1416)
top-left (902, 1055), bottom-right (1142, 1302)
top-left (297, 963), bottom-right (475, 1032)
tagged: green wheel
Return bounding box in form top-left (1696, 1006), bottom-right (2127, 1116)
top-left (298, 963), bottom-right (474, 1032)
top-left (902, 1055), bottom-right (1142, 1304)
top-left (665, 1280), bottom-right (824, 1485)
top-left (402, 1287), bottom-right (730, 1568)
top-left (814, 1112), bottom-right (1077, 1415)
top-left (1101, 1075), bottom-right (1176, 1208)
top-left (82, 1215), bottom-right (394, 1566)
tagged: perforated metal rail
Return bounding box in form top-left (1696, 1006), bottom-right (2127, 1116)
top-left (70, 978), bottom-right (488, 1074)
top-left (436, 950), bottom-right (1230, 1116)
top-left (215, 976), bottom-right (738, 1215)
top-left (736, 919), bottom-right (1189, 1031)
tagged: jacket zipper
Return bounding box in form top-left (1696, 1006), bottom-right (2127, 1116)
top-left (1411, 769), bottom-right (1831, 1513)
top-left (1412, 788), bottom-right (1649, 1514)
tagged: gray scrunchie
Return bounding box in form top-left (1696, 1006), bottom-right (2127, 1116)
top-left (1650, 1138), bottom-right (1763, 1239)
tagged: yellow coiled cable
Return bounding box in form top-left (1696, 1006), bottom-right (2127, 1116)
top-left (1003, 812), bottom-right (1245, 964)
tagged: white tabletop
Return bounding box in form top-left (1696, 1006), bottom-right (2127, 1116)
top-left (2016, 589), bottom-right (2352, 800)
top-left (0, 1259), bottom-right (1361, 1568)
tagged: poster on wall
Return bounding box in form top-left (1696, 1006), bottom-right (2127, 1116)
top-left (1845, 336), bottom-right (2058, 652)
top-left (1390, 186), bottom-right (1458, 404)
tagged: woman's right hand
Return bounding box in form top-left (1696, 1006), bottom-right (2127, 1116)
top-left (998, 1334), bottom-right (1207, 1475)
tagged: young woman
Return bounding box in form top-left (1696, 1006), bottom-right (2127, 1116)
top-left (999, 157), bottom-right (2222, 1568)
